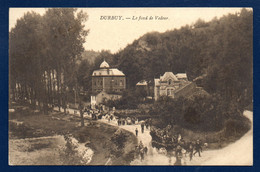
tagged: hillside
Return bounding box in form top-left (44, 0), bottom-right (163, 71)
top-left (110, 8), bottom-right (252, 110)
top-left (81, 50), bottom-right (100, 64)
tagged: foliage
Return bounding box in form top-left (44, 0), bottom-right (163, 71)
top-left (110, 130), bottom-right (128, 158)
top-left (111, 130), bottom-right (128, 150)
top-left (74, 9), bottom-right (253, 117)
top-left (224, 117), bottom-right (251, 138)
top-left (103, 89), bottom-right (149, 109)
top-left (58, 135), bottom-right (89, 165)
top-left (83, 9), bottom-right (252, 112)
top-left (150, 94), bottom-right (246, 132)
top-left (10, 8), bottom-right (89, 113)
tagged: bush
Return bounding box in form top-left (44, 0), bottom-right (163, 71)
top-left (58, 135), bottom-right (89, 165)
top-left (111, 130), bottom-right (128, 150)
top-left (224, 117), bottom-right (250, 138)
top-left (104, 89), bottom-right (151, 109)
top-left (149, 94), bottom-right (248, 133)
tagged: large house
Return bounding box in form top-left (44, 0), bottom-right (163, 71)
top-left (154, 72), bottom-right (190, 100)
top-left (91, 60), bottom-right (126, 107)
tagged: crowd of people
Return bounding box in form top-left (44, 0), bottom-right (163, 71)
top-left (150, 125), bottom-right (204, 164)
top-left (81, 105), bottom-right (152, 161)
top-left (82, 106), bottom-right (145, 127)
top-left (81, 105), bottom-right (203, 165)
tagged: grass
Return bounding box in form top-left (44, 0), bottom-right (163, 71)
top-left (165, 115), bottom-right (251, 149)
top-left (74, 122), bottom-right (138, 165)
top-left (9, 103), bottom-right (138, 165)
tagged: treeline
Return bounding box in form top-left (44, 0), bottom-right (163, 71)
top-left (150, 94), bottom-right (250, 133)
top-left (9, 8), bottom-right (88, 113)
top-left (80, 8), bottom-right (252, 110)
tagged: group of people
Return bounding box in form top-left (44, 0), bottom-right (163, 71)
top-left (83, 106), bottom-right (144, 128)
top-left (135, 119), bottom-right (151, 137)
top-left (83, 106), bottom-right (205, 165)
top-left (135, 141), bottom-right (148, 161)
top-left (117, 116), bottom-right (138, 126)
top-left (175, 139), bottom-right (203, 162)
top-left (150, 126), bottom-right (204, 165)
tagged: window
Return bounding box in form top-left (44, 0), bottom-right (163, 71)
top-left (120, 80), bottom-right (123, 86)
top-left (100, 80), bottom-right (103, 85)
top-left (168, 79), bottom-right (172, 85)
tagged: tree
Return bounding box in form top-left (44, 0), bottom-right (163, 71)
top-left (10, 8), bottom-right (89, 114)
top-left (9, 11), bottom-right (44, 109)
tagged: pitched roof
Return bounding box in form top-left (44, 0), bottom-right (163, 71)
top-left (160, 72), bottom-right (178, 81)
top-left (92, 68), bottom-right (125, 76)
top-left (100, 60), bottom-right (110, 68)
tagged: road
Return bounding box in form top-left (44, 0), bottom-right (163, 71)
top-left (200, 110), bottom-right (253, 166)
top-left (61, 108), bottom-right (253, 165)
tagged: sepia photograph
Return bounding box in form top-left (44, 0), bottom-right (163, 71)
top-left (8, 7), bottom-right (253, 166)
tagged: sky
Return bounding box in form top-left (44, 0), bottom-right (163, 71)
top-left (9, 8), bottom-right (246, 53)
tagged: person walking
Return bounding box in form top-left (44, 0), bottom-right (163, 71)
top-left (188, 143), bottom-right (194, 161)
top-left (141, 123), bottom-right (144, 133)
top-left (135, 128), bottom-right (138, 137)
top-left (140, 148), bottom-right (144, 161)
top-left (145, 122), bottom-right (149, 129)
top-left (193, 140), bottom-right (202, 157)
top-left (174, 144), bottom-right (183, 166)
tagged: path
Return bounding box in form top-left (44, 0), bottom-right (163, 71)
top-left (200, 110), bottom-right (253, 165)
top-left (98, 110), bottom-right (253, 166)
top-left (57, 107), bottom-right (253, 165)
top-left (95, 116), bottom-right (175, 165)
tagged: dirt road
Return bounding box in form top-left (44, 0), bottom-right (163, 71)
top-left (200, 110), bottom-right (253, 165)
top-left (99, 110), bottom-right (253, 165)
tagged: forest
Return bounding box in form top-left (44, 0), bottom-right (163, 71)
top-left (10, 8), bottom-right (253, 122)
top-left (78, 9), bottom-right (253, 133)
top-left (9, 8), bottom-right (89, 113)
top-left (80, 8), bottom-right (252, 112)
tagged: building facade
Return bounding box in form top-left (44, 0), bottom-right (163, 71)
top-left (154, 72), bottom-right (189, 100)
top-left (91, 60), bottom-right (126, 107)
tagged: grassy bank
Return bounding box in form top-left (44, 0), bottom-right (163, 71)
top-left (74, 122), bottom-right (138, 165)
top-left (9, 103), bottom-right (137, 165)
top-left (153, 114), bottom-right (251, 150)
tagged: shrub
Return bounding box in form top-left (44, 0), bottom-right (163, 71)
top-left (149, 94), bottom-right (249, 133)
top-left (58, 135), bottom-right (89, 165)
top-left (224, 117), bottom-right (250, 138)
top-left (111, 130), bottom-right (128, 150)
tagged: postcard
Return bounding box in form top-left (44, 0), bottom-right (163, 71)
top-left (9, 7), bottom-right (253, 166)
